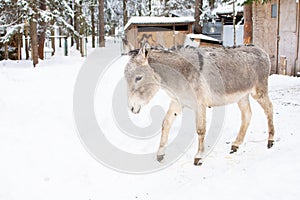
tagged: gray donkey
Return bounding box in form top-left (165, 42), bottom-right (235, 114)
top-left (124, 43), bottom-right (274, 165)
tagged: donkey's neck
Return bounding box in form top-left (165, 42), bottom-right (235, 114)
top-left (147, 51), bottom-right (200, 107)
top-left (148, 50), bottom-right (200, 84)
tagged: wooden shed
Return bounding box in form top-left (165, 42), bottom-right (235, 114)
top-left (124, 16), bottom-right (195, 49)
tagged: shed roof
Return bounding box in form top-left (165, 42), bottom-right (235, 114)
top-left (187, 33), bottom-right (221, 42)
top-left (124, 16), bottom-right (195, 31)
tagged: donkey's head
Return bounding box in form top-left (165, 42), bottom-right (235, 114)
top-left (124, 43), bottom-right (160, 114)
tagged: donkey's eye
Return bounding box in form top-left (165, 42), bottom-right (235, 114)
top-left (135, 76), bottom-right (143, 83)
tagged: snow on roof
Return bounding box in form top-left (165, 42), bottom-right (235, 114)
top-left (187, 33), bottom-right (221, 42)
top-left (169, 9), bottom-right (194, 17)
top-left (214, 0), bottom-right (244, 15)
top-left (124, 16), bottom-right (195, 31)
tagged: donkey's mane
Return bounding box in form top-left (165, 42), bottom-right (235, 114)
top-left (128, 46), bottom-right (183, 57)
top-left (128, 44), bottom-right (256, 58)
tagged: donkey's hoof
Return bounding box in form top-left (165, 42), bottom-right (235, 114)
top-left (157, 154), bottom-right (165, 162)
top-left (230, 145), bottom-right (239, 154)
top-left (194, 158), bottom-right (202, 166)
top-left (267, 140), bottom-right (274, 149)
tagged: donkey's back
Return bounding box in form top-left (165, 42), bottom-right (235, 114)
top-left (168, 46), bottom-right (271, 106)
top-left (200, 45), bottom-right (270, 85)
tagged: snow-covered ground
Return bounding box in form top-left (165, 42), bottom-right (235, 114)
top-left (0, 42), bottom-right (300, 200)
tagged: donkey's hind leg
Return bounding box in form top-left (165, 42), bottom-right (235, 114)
top-left (230, 95), bottom-right (252, 154)
top-left (251, 89), bottom-right (275, 148)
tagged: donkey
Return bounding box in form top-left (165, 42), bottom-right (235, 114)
top-left (124, 43), bottom-right (274, 165)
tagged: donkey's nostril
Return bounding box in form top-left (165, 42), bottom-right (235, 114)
top-left (130, 106), bottom-right (141, 114)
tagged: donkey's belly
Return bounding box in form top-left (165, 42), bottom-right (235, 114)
top-left (209, 88), bottom-right (254, 107)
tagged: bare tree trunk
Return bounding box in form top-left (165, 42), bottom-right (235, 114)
top-left (24, 20), bottom-right (30, 59)
top-left (79, 37), bottom-right (83, 56)
top-left (164, 0), bottom-right (170, 8)
top-left (75, 2), bottom-right (80, 50)
top-left (233, 0), bottom-right (236, 47)
top-left (38, 0), bottom-right (46, 60)
top-left (4, 43), bottom-right (8, 60)
top-left (17, 28), bottom-right (21, 60)
top-left (70, 0), bottom-right (75, 47)
top-left (209, 0), bottom-right (215, 8)
top-left (123, 0), bottom-right (128, 26)
top-left (29, 0), bottom-right (38, 67)
top-left (30, 16), bottom-right (39, 67)
top-left (91, 1), bottom-right (96, 48)
top-left (51, 20), bottom-right (56, 56)
top-left (194, 0), bottom-right (202, 34)
top-left (243, 4), bottom-right (253, 44)
top-left (98, 0), bottom-right (105, 47)
top-left (79, 1), bottom-right (85, 56)
top-left (17, 5), bottom-right (22, 60)
top-left (148, 0), bottom-right (152, 16)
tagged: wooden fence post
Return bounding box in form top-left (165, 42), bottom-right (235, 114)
top-left (64, 37), bottom-right (68, 56)
top-left (279, 55), bottom-right (287, 75)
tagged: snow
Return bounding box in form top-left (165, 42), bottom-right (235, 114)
top-left (169, 9), bottom-right (194, 17)
top-left (1, 41), bottom-right (300, 199)
top-left (124, 16), bottom-right (195, 31)
top-left (187, 33), bottom-right (220, 42)
top-left (0, 23), bottom-right (24, 43)
top-left (214, 0), bottom-right (244, 15)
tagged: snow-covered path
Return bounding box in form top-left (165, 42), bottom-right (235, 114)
top-left (0, 49), bottom-right (300, 200)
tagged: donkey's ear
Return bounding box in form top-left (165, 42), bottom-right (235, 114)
top-left (138, 42), bottom-right (151, 59)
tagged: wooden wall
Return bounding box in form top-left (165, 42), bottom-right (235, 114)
top-left (125, 23), bottom-right (193, 49)
top-left (278, 0), bottom-right (299, 75)
top-left (253, 0), bottom-right (300, 75)
top-left (253, 0), bottom-right (277, 74)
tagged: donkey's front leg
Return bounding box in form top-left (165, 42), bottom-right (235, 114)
top-left (157, 101), bottom-right (181, 162)
top-left (194, 105), bottom-right (206, 166)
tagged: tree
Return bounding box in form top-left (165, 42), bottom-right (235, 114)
top-left (208, 0), bottom-right (215, 8)
top-left (123, 0), bottom-right (128, 26)
top-left (0, 0), bottom-right (24, 61)
top-left (240, 0), bottom-right (271, 44)
top-left (148, 0), bottom-right (152, 15)
top-left (38, 0), bottom-right (47, 60)
top-left (24, 20), bottom-right (30, 59)
top-left (194, 0), bottom-right (202, 34)
top-left (98, 0), bottom-right (105, 47)
top-left (29, 0), bottom-right (39, 67)
top-left (232, 0), bottom-right (236, 46)
top-left (74, 2), bottom-right (80, 50)
top-left (90, 0), bottom-right (96, 48)
top-left (243, 4), bottom-right (252, 44)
